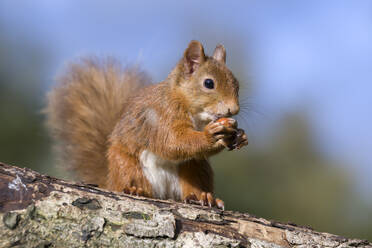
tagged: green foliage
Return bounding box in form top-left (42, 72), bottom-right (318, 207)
top-left (0, 28), bottom-right (52, 174)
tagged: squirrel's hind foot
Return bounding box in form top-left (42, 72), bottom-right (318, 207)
top-left (123, 186), bottom-right (144, 197)
top-left (184, 192), bottom-right (225, 210)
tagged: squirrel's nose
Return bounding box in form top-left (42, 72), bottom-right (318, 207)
top-left (227, 104), bottom-right (240, 116)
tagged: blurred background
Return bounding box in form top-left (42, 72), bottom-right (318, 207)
top-left (0, 0), bottom-right (371, 240)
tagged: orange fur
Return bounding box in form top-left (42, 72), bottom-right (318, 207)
top-left (46, 41), bottom-right (245, 206)
top-left (178, 159), bottom-right (214, 199)
top-left (106, 142), bottom-right (152, 196)
top-left (46, 57), bottom-right (149, 187)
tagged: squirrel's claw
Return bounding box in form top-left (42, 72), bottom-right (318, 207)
top-left (215, 198), bottom-right (225, 211)
top-left (200, 192), bottom-right (207, 206)
top-left (184, 192), bottom-right (198, 204)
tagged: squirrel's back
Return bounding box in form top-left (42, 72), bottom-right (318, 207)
top-left (46, 57), bottom-right (150, 187)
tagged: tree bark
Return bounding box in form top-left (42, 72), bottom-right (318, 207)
top-left (0, 162), bottom-right (370, 248)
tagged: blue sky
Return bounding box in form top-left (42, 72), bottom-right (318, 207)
top-left (1, 0), bottom-right (371, 195)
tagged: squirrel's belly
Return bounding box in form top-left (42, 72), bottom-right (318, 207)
top-left (139, 150), bottom-right (182, 200)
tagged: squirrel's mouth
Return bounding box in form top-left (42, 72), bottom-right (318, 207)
top-left (198, 111), bottom-right (233, 123)
top-left (213, 113), bottom-right (233, 121)
top-left (196, 112), bottom-right (216, 123)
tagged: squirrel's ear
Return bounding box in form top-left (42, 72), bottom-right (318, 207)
top-left (212, 44), bottom-right (226, 63)
top-left (183, 40), bottom-right (206, 74)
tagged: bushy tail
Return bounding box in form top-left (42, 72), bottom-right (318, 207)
top-left (46, 57), bottom-right (149, 187)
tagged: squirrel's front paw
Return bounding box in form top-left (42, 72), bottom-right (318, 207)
top-left (213, 118), bottom-right (248, 150)
top-left (184, 192), bottom-right (225, 210)
top-left (204, 118), bottom-right (237, 148)
top-left (228, 128), bottom-right (248, 150)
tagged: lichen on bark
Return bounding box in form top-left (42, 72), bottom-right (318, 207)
top-left (0, 162), bottom-right (371, 248)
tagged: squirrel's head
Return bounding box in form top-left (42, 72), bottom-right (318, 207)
top-left (173, 40), bottom-right (239, 124)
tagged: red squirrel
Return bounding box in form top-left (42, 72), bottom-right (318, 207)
top-left (46, 40), bottom-right (248, 209)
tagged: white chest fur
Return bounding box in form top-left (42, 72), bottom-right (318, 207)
top-left (139, 150), bottom-right (182, 200)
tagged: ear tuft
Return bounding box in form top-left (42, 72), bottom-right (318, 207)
top-left (183, 40), bottom-right (206, 74)
top-left (212, 44), bottom-right (226, 63)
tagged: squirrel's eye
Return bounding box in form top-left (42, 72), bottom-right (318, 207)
top-left (203, 79), bottom-right (215, 89)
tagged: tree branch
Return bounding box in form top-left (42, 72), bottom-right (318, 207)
top-left (0, 162), bottom-right (370, 247)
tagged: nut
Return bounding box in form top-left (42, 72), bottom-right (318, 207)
top-left (215, 117), bottom-right (234, 127)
